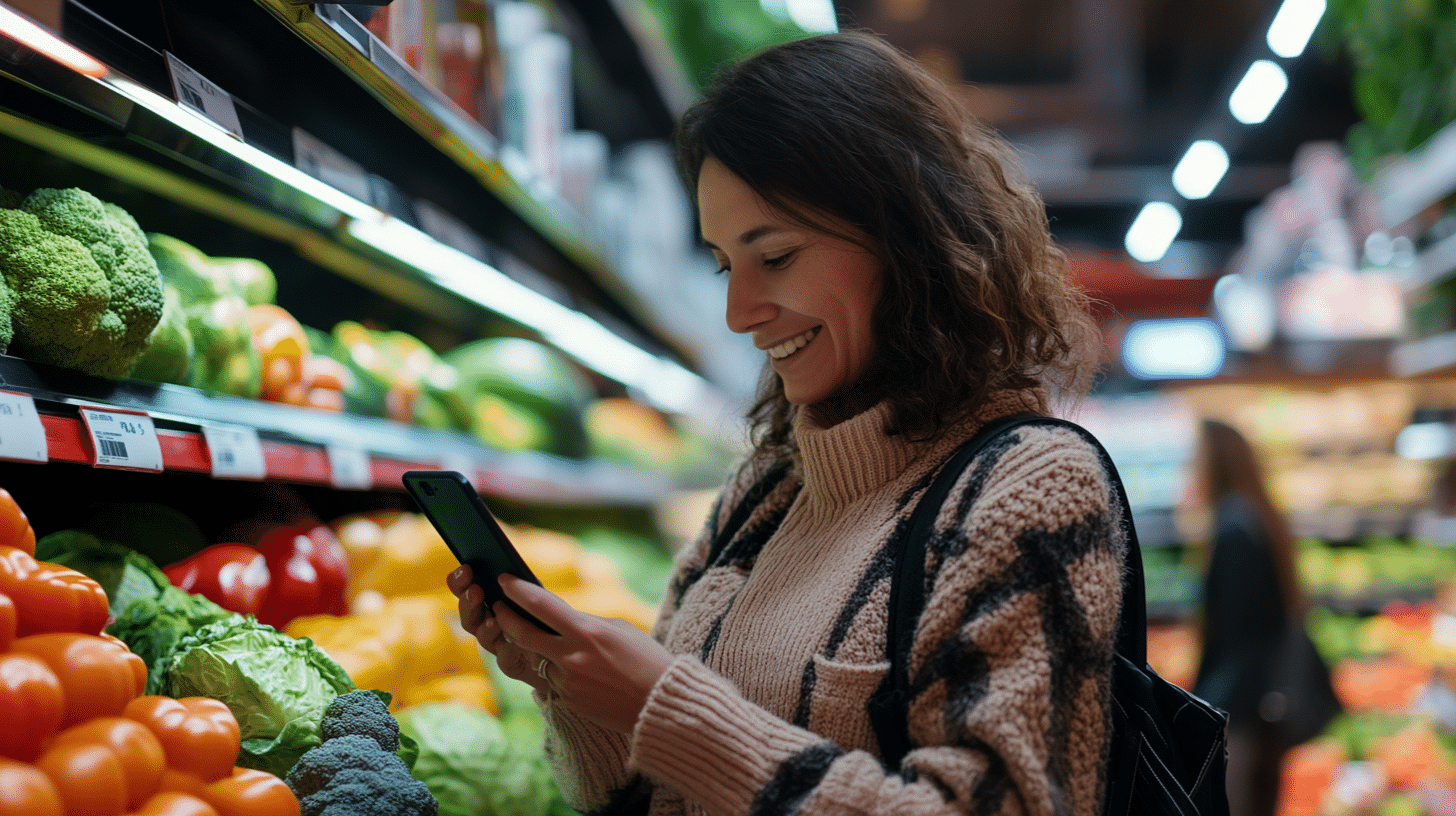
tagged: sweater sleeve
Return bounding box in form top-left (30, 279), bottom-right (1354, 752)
top-left (536, 455), bottom-right (774, 814)
top-left (627, 425), bottom-right (1125, 816)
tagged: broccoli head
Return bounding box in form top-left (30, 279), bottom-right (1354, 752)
top-left (16, 188), bottom-right (165, 378)
top-left (286, 734), bottom-right (437, 816)
top-left (301, 766), bottom-right (438, 816)
top-left (0, 205), bottom-right (112, 370)
top-left (321, 690), bottom-right (401, 753)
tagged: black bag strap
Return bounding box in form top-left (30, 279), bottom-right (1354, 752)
top-left (871, 414), bottom-right (1147, 765)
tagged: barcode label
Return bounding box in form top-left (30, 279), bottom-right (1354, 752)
top-left (164, 52), bottom-right (245, 139)
top-left (202, 423), bottom-right (266, 480)
top-left (327, 444), bottom-right (372, 490)
top-left (0, 391), bottom-right (48, 463)
top-left (98, 438), bottom-right (127, 458)
top-left (80, 407), bottom-right (164, 471)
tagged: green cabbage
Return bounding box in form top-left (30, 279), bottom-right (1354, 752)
top-left (395, 702), bottom-right (565, 816)
top-left (159, 617), bottom-right (357, 779)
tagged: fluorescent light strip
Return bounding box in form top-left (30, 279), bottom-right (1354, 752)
top-left (1172, 139), bottom-right (1230, 200)
top-left (0, 5), bottom-right (108, 76)
top-left (1229, 60), bottom-right (1288, 125)
top-left (1125, 202), bottom-right (1182, 263)
top-left (346, 215), bottom-right (709, 413)
top-left (1267, 0), bottom-right (1326, 59)
top-left (102, 75), bottom-right (380, 223)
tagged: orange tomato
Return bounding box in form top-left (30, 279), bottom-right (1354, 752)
top-left (247, 305), bottom-right (308, 363)
top-left (0, 487), bottom-right (36, 555)
top-left (303, 387), bottom-right (345, 412)
top-left (123, 696), bottom-right (241, 783)
top-left (51, 717), bottom-right (167, 808)
top-left (154, 768), bottom-right (208, 798)
top-left (261, 355), bottom-right (303, 401)
top-left (0, 652), bottom-right (65, 761)
top-left (11, 633), bottom-right (146, 726)
top-left (305, 355), bottom-right (352, 392)
top-left (0, 546), bottom-right (111, 636)
top-left (0, 591), bottom-right (15, 651)
top-left (196, 767), bottom-right (300, 816)
top-left (33, 740), bottom-right (130, 816)
top-left (0, 755), bottom-right (64, 816)
top-left (127, 791), bottom-right (221, 816)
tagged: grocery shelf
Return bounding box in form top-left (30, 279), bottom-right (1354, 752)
top-left (1390, 330), bottom-right (1456, 377)
top-left (0, 355), bottom-right (678, 505)
top-left (1373, 117), bottom-right (1456, 229)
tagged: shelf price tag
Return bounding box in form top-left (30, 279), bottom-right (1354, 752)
top-left (327, 444), bottom-right (372, 490)
top-left (202, 423), bottom-right (267, 480)
top-left (0, 391), bottom-right (48, 463)
top-left (79, 407), bottom-right (163, 472)
top-left (292, 127), bottom-right (372, 204)
top-left (164, 52), bottom-right (244, 139)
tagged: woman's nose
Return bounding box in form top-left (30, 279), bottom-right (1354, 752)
top-left (725, 266), bottom-right (776, 334)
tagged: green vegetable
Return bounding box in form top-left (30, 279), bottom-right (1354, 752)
top-left (321, 689), bottom-right (401, 753)
top-left (159, 616), bottom-right (358, 778)
top-left (130, 281), bottom-right (195, 385)
top-left (396, 702), bottom-right (560, 816)
top-left (445, 336), bottom-right (593, 458)
top-left (33, 529), bottom-right (171, 619)
top-left (286, 733), bottom-right (437, 816)
top-left (0, 269), bottom-right (15, 352)
top-left (106, 585), bottom-right (243, 690)
top-left (146, 232), bottom-right (263, 398)
top-left (0, 187), bottom-right (165, 378)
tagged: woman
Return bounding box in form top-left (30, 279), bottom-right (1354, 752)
top-left (1190, 419), bottom-right (1337, 816)
top-left (448, 30), bottom-right (1125, 816)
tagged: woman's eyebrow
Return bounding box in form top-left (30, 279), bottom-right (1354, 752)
top-left (702, 225), bottom-right (786, 251)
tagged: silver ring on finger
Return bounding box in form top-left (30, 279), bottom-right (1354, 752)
top-left (537, 657), bottom-right (551, 680)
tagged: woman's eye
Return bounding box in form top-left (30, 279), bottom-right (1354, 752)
top-left (764, 252), bottom-right (794, 269)
top-left (713, 263), bottom-right (730, 276)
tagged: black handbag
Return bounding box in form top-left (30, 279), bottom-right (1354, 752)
top-left (867, 414), bottom-right (1231, 816)
top-left (1259, 617), bottom-right (1342, 749)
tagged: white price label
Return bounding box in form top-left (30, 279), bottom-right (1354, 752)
top-left (202, 424), bottom-right (267, 480)
top-left (80, 408), bottom-right (163, 471)
top-left (0, 391), bottom-right (48, 463)
top-left (292, 127), bottom-right (372, 204)
top-left (164, 52), bottom-right (244, 139)
top-left (437, 453), bottom-right (477, 479)
top-left (327, 444), bottom-right (373, 490)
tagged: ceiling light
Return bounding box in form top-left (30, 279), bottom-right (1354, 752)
top-left (1172, 139), bottom-right (1230, 199)
top-left (1267, 0), bottom-right (1326, 59)
top-left (1229, 60), bottom-right (1288, 125)
top-left (1122, 319), bottom-right (1226, 380)
top-left (1125, 202), bottom-right (1183, 263)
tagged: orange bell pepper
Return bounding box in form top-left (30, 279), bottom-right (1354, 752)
top-left (33, 739), bottom-right (131, 816)
top-left (195, 766), bottom-right (300, 816)
top-left (0, 651), bottom-right (65, 761)
top-left (11, 632), bottom-right (147, 726)
top-left (0, 545), bottom-right (110, 636)
top-left (127, 791), bottom-right (222, 816)
top-left (0, 590), bottom-right (15, 651)
top-left (123, 696), bottom-right (241, 784)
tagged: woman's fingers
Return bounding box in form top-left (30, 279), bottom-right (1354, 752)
top-left (446, 564), bottom-right (474, 596)
top-left (499, 574), bottom-right (580, 635)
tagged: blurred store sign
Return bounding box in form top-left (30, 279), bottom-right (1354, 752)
top-left (1121, 318), bottom-right (1226, 380)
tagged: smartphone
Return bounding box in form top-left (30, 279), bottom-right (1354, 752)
top-left (401, 470), bottom-right (559, 634)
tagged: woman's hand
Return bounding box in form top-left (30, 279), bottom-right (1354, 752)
top-left (448, 565), bottom-right (674, 734)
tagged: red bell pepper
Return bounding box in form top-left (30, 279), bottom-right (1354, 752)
top-left (163, 545), bottom-right (270, 618)
top-left (255, 523), bottom-right (349, 628)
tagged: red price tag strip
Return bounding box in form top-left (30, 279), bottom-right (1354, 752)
top-left (0, 390), bottom-right (48, 463)
top-left (327, 444), bottom-right (373, 490)
top-left (202, 423), bottom-right (267, 480)
top-left (79, 407), bottom-right (164, 472)
top-left (164, 51), bottom-right (244, 139)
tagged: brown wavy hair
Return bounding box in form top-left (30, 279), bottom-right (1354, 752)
top-left (673, 31), bottom-right (1100, 460)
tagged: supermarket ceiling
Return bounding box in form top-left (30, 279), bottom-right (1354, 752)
top-left (832, 0), bottom-right (1360, 274)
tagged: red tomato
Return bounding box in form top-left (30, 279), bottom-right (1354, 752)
top-left (0, 546), bottom-right (110, 636)
top-left (11, 633), bottom-right (147, 726)
top-left (0, 488), bottom-right (36, 555)
top-left (51, 717), bottom-right (167, 809)
top-left (0, 652), bottom-right (66, 761)
top-left (0, 591), bottom-right (15, 651)
top-left (33, 741), bottom-right (130, 816)
top-left (0, 755), bottom-right (65, 816)
top-left (197, 767), bottom-right (300, 816)
top-left (123, 696), bottom-right (241, 784)
top-left (127, 791), bottom-right (222, 816)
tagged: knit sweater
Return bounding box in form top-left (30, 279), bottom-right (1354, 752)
top-left (538, 394), bottom-right (1127, 816)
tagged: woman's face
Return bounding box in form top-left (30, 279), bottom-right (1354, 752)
top-left (697, 157), bottom-right (883, 420)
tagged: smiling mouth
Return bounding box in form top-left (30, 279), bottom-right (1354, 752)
top-left (767, 327), bottom-right (821, 360)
